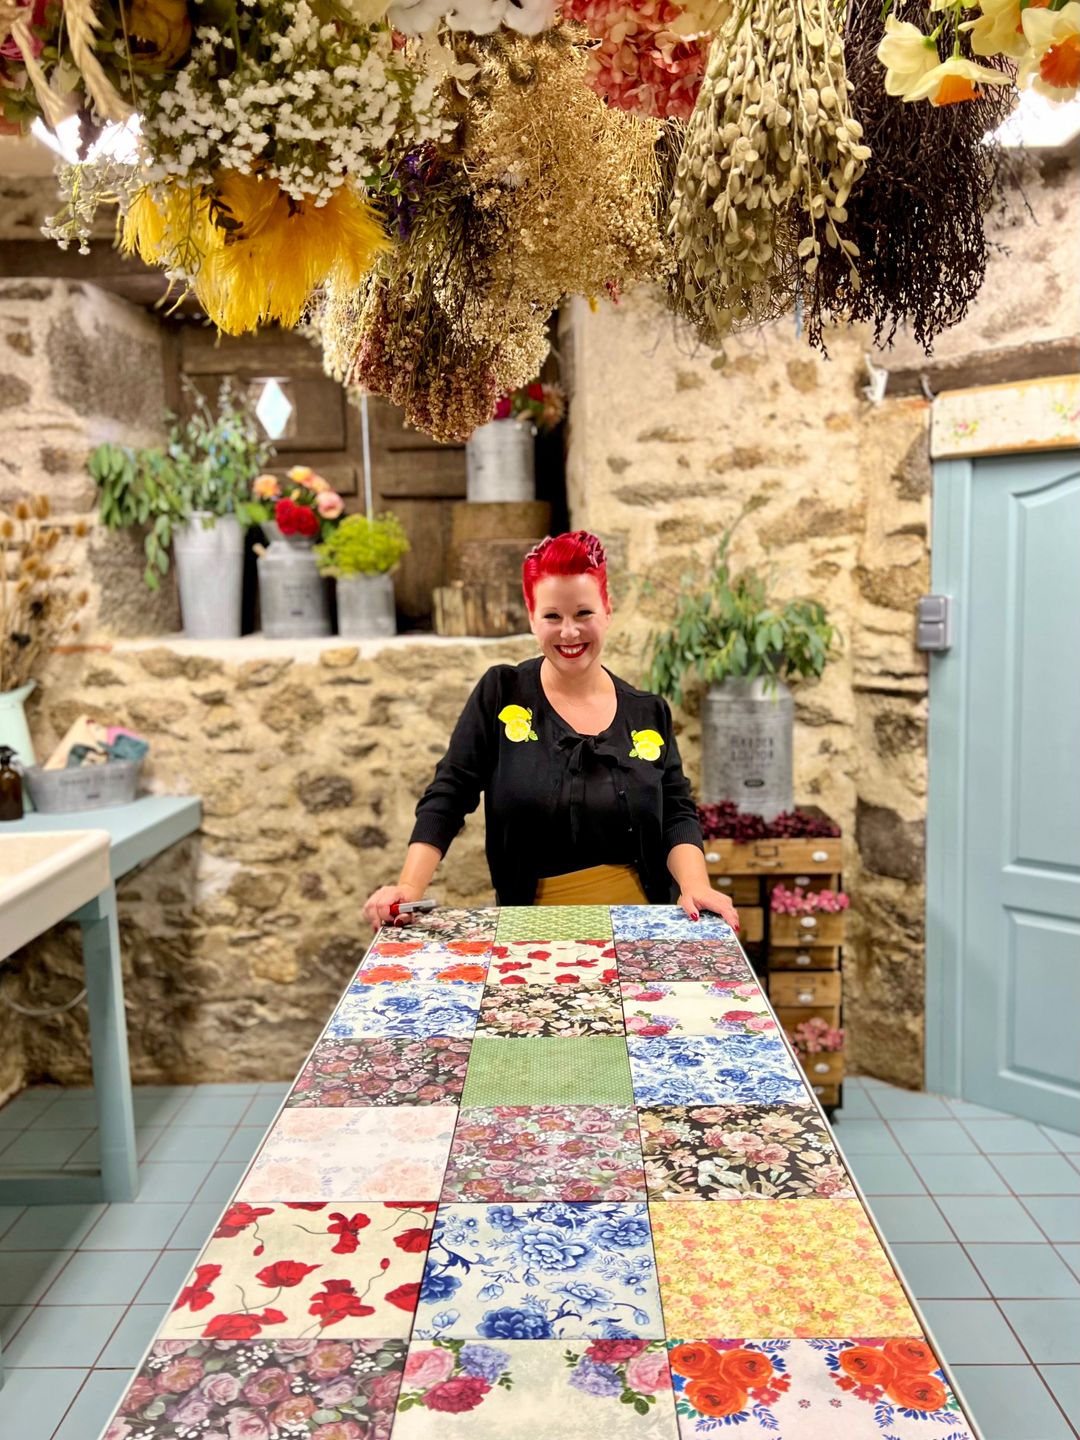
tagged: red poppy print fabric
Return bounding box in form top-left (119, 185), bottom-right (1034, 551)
top-left (486, 941), bottom-right (619, 986)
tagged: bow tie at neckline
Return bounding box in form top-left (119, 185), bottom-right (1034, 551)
top-left (554, 730), bottom-right (629, 771)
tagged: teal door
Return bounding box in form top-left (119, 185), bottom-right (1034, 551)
top-left (927, 450), bottom-right (1080, 1129)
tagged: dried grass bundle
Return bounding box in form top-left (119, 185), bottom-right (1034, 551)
top-left (0, 498), bottom-right (89, 694)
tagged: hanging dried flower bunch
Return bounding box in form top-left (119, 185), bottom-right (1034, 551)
top-left (807, 0), bottom-right (1016, 351)
top-left (1, 497), bottom-right (89, 694)
top-left (669, 0), bottom-right (871, 347)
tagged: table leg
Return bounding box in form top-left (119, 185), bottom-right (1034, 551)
top-left (76, 885), bottom-right (138, 1202)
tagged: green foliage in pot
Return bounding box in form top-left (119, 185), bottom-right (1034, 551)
top-left (87, 380), bottom-right (272, 590)
top-left (645, 522), bottom-right (836, 705)
top-left (314, 513), bottom-right (410, 577)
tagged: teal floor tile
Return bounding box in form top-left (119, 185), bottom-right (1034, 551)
top-left (2, 1302), bottom-right (125, 1367)
top-left (830, 1088), bottom-right (877, 1119)
top-left (864, 1195), bottom-right (952, 1242)
top-left (217, 1127), bottom-right (266, 1163)
top-left (1057, 1245), bottom-right (1080, 1280)
top-left (889, 1118), bottom-right (979, 1154)
top-left (34, 1095), bottom-right (99, 1129)
top-left (240, 1093), bottom-right (283, 1126)
top-left (135, 1159), bottom-right (214, 1203)
top-left (1001, 1300), bottom-right (1080, 1363)
top-left (131, 1092), bottom-right (190, 1126)
top-left (0, 1366), bottom-right (88, 1440)
top-left (136, 1248), bottom-right (198, 1305)
top-left (171, 1094), bottom-right (253, 1126)
top-left (891, 1242), bottom-right (989, 1298)
top-left (991, 1153), bottom-right (1080, 1195)
top-left (0, 1251), bottom-right (73, 1305)
top-left (936, 1195), bottom-right (1045, 1243)
top-left (946, 1099), bottom-right (1015, 1121)
top-left (920, 1299), bottom-right (1027, 1363)
top-left (964, 1120), bottom-right (1058, 1154)
top-left (0, 1204), bottom-right (105, 1252)
top-left (910, 1153), bottom-right (1010, 1195)
top-left (871, 1089), bottom-right (953, 1119)
top-left (0, 1129), bottom-right (92, 1166)
top-left (830, 1119), bottom-right (902, 1155)
top-left (257, 1081), bottom-right (292, 1096)
top-left (54, 1368), bottom-right (132, 1440)
top-left (1040, 1366), bottom-right (1080, 1432)
top-left (64, 1126), bottom-right (164, 1167)
top-left (132, 1085), bottom-right (194, 1097)
top-left (142, 1125), bottom-right (231, 1163)
top-left (166, 1202), bottom-right (222, 1250)
top-left (0, 1304), bottom-right (32, 1341)
top-left (969, 1245), bottom-right (1080, 1299)
top-left (81, 1202), bottom-right (189, 1250)
top-left (195, 1160), bottom-right (247, 1202)
top-left (1041, 1126), bottom-right (1080, 1154)
top-left (0, 1205), bottom-right (25, 1238)
top-left (39, 1248), bottom-right (156, 1306)
top-left (845, 1151), bottom-right (926, 1195)
top-left (1025, 1197), bottom-right (1080, 1243)
top-left (0, 1093), bottom-right (62, 1129)
top-left (952, 1365), bottom-right (1076, 1440)
top-left (96, 1303), bottom-right (169, 1367)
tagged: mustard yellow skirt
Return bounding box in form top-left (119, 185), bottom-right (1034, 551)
top-left (534, 863), bottom-right (648, 905)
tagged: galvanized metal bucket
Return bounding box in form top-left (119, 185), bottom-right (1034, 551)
top-left (700, 676), bottom-right (794, 820)
top-left (172, 512), bottom-right (244, 639)
top-left (257, 524), bottom-right (332, 639)
top-left (336, 573), bottom-right (396, 639)
top-left (466, 419), bottom-right (535, 502)
top-left (24, 758), bottom-right (142, 812)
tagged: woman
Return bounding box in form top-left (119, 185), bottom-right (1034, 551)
top-left (362, 531), bottom-right (739, 929)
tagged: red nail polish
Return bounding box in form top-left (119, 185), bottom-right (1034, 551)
top-left (691, 911), bottom-right (699, 921)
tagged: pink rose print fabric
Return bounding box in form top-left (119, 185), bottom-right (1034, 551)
top-left (376, 909), bottom-right (498, 944)
top-left (487, 941), bottom-right (619, 986)
top-left (477, 984), bottom-right (625, 1038)
top-left (287, 1037), bottom-right (471, 1108)
top-left (621, 980), bottom-right (776, 1038)
top-left (615, 940), bottom-right (753, 983)
top-left (160, 1202), bottom-right (435, 1341)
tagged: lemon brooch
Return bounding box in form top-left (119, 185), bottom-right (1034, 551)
top-left (629, 728), bottom-right (664, 761)
top-left (498, 704), bottom-right (538, 742)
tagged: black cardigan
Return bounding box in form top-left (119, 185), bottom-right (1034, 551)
top-left (409, 657), bottom-right (704, 904)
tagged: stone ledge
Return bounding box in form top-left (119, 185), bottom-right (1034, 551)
top-left (108, 631), bottom-right (531, 663)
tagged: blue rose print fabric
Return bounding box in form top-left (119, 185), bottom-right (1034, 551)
top-left (414, 1202), bottom-right (663, 1341)
top-left (326, 984), bottom-right (482, 1040)
top-left (627, 1037), bottom-right (806, 1106)
top-left (611, 907), bottom-right (737, 943)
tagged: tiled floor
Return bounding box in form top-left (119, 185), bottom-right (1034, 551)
top-left (0, 1074), bottom-right (1077, 1440)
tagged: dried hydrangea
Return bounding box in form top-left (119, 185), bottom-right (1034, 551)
top-left (562, 0), bottom-right (711, 119)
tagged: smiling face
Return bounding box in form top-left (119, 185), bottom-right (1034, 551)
top-left (529, 572), bottom-right (612, 679)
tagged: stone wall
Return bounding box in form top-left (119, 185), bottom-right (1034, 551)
top-left (1, 637), bottom-right (535, 1095)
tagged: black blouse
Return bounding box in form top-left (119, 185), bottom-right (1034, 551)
top-left (409, 657), bottom-right (704, 904)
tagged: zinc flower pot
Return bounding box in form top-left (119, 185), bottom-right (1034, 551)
top-left (172, 511), bottom-right (245, 639)
top-left (466, 419), bottom-right (535, 502)
top-left (0, 680), bottom-right (36, 769)
top-left (700, 676), bottom-right (794, 820)
top-left (257, 523), bottom-right (332, 640)
top-left (336, 573), bottom-right (397, 639)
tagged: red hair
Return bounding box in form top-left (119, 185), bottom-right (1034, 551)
top-left (522, 531), bottom-right (609, 613)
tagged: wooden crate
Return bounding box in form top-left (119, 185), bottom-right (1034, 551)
top-left (737, 907), bottom-right (764, 943)
top-left (768, 971), bottom-right (842, 1008)
top-left (775, 1003), bottom-right (841, 1032)
top-left (798, 1051), bottom-right (845, 1085)
top-left (703, 832), bottom-right (844, 875)
top-left (432, 581), bottom-right (528, 637)
top-left (768, 945), bottom-right (841, 971)
top-left (450, 500), bottom-right (551, 546)
top-left (769, 912), bottom-right (846, 947)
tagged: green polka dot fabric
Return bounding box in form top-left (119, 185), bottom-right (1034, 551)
top-left (495, 904), bottom-right (613, 942)
top-left (460, 1035), bottom-right (634, 1106)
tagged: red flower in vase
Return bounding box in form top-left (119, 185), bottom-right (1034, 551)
top-left (275, 497), bottom-right (299, 534)
top-left (294, 504), bottom-right (319, 538)
top-left (494, 395), bottom-right (512, 420)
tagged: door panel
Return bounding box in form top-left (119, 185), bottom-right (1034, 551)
top-left (960, 451), bottom-right (1080, 1127)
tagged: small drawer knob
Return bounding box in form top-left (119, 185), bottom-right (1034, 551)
top-left (795, 954), bottom-right (812, 966)
top-left (800, 916), bottom-right (817, 929)
top-left (798, 990), bottom-right (814, 1003)
top-left (812, 850), bottom-right (829, 862)
top-left (794, 874), bottom-right (810, 885)
top-left (705, 851), bottom-right (720, 863)
top-left (813, 1061), bottom-right (830, 1074)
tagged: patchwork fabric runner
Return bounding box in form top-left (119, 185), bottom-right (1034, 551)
top-left (103, 906), bottom-right (976, 1440)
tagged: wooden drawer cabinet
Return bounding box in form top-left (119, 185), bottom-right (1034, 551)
top-left (769, 945), bottom-right (840, 971)
top-left (709, 875), bottom-right (762, 906)
top-left (775, 1003), bottom-right (841, 1032)
top-left (799, 1051), bottom-right (845, 1085)
top-left (705, 835), bottom-right (844, 875)
top-left (770, 912), bottom-right (846, 946)
top-left (739, 907), bottom-right (764, 943)
top-left (765, 874), bottom-right (839, 896)
top-left (810, 1082), bottom-right (841, 1109)
top-left (769, 971), bottom-right (842, 1008)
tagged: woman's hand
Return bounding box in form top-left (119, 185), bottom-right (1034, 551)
top-left (677, 887), bottom-right (740, 932)
top-left (362, 883), bottom-right (423, 930)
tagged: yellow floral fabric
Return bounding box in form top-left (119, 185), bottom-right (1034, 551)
top-left (651, 1198), bottom-right (917, 1337)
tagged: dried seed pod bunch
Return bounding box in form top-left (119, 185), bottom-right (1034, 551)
top-left (670, 0), bottom-right (871, 345)
top-left (0, 496), bottom-right (90, 693)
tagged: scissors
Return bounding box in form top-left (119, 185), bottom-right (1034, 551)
top-left (387, 898), bottom-right (438, 924)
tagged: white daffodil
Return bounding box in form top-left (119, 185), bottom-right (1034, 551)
top-left (965, 0), bottom-right (1028, 58)
top-left (876, 15), bottom-right (942, 98)
top-left (903, 52), bottom-right (1012, 104)
top-left (1018, 1), bottom-right (1080, 100)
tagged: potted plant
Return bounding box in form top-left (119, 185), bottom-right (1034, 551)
top-left (466, 380), bottom-right (566, 503)
top-left (646, 521), bottom-right (836, 819)
top-left (247, 466), bottom-right (345, 639)
top-left (88, 380), bottom-right (271, 639)
top-left (314, 513), bottom-right (410, 639)
top-left (1, 497), bottom-right (89, 768)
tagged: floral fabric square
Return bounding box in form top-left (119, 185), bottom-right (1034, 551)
top-left (376, 909), bottom-right (498, 944)
top-left (628, 1037), bottom-right (806, 1106)
top-left (441, 1105), bottom-right (646, 1202)
top-left (477, 984), bottom-right (625, 1038)
top-left (615, 940), bottom-right (751, 982)
top-left (326, 984), bottom-right (481, 1040)
top-left (109, 1338), bottom-right (405, 1440)
top-left (639, 1104), bottom-right (854, 1201)
top-left (460, 1037), bottom-right (635, 1106)
top-left (393, 1338), bottom-right (677, 1439)
top-left (651, 1200), bottom-right (918, 1337)
top-left (414, 1202), bottom-right (663, 1340)
top-left (487, 940), bottom-right (619, 986)
top-left (239, 1108), bottom-right (457, 1202)
top-left (369, 937), bottom-right (493, 965)
top-left (160, 1202), bottom-right (435, 1342)
top-left (287, 1037), bottom-right (471, 1108)
top-left (495, 905), bottom-right (613, 942)
top-left (622, 980), bottom-right (776, 1038)
top-left (666, 1338), bottom-right (971, 1438)
top-left (357, 949), bottom-right (489, 984)
top-left (611, 906), bottom-right (736, 942)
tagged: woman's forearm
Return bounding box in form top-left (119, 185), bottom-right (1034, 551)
top-left (667, 842), bottom-right (711, 894)
top-left (398, 842), bottom-right (443, 896)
